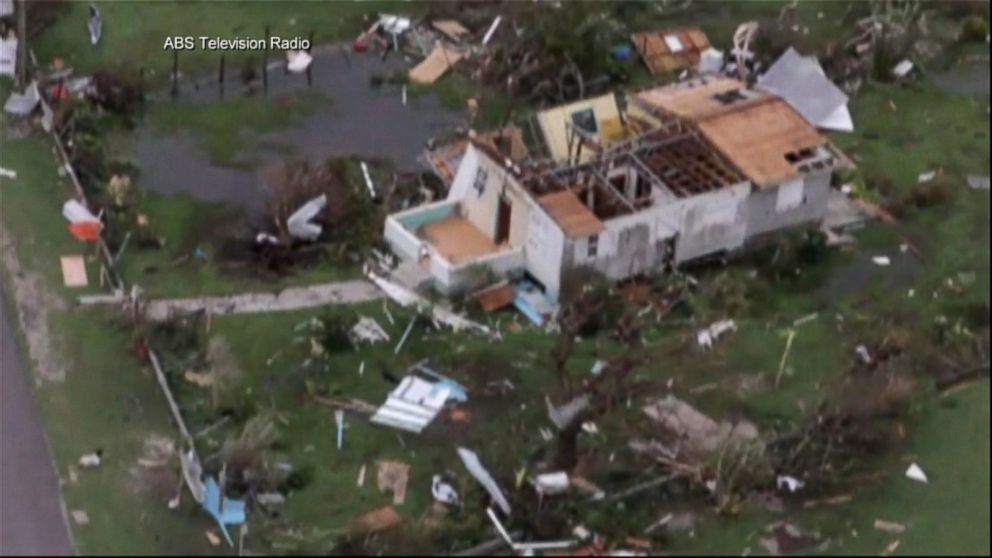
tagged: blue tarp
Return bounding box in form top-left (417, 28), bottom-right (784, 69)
top-left (203, 477), bottom-right (246, 547)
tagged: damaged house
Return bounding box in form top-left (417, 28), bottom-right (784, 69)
top-left (384, 76), bottom-right (840, 300)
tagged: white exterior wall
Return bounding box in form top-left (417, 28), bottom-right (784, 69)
top-left (674, 181), bottom-right (751, 263)
top-left (744, 170), bottom-right (832, 239)
top-left (571, 181), bottom-right (750, 279)
top-left (524, 204), bottom-right (566, 300)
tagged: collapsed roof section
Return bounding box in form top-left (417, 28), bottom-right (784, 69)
top-left (515, 132), bottom-right (746, 223)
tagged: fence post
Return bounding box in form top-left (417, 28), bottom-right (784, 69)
top-left (171, 49), bottom-right (179, 98)
top-left (219, 55), bottom-right (225, 99)
top-left (306, 30), bottom-right (314, 88)
top-left (264, 25), bottom-right (270, 95)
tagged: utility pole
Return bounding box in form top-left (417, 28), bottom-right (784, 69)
top-left (16, 0), bottom-right (27, 85)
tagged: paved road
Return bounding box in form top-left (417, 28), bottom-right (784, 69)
top-left (0, 291), bottom-right (75, 556)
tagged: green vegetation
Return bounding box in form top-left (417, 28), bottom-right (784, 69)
top-left (117, 193), bottom-right (363, 299)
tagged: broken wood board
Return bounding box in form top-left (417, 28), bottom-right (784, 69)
top-left (408, 44), bottom-right (464, 85)
top-left (472, 281), bottom-right (515, 312)
top-left (377, 460), bottom-right (410, 505)
top-left (432, 19), bottom-right (470, 41)
top-left (60, 255), bottom-right (88, 287)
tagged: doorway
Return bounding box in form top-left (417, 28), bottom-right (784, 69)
top-left (495, 195), bottom-right (512, 245)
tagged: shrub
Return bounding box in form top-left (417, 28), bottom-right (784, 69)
top-left (960, 15), bottom-right (989, 43)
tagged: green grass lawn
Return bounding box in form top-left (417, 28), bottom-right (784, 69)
top-left (1, 133), bottom-right (219, 554)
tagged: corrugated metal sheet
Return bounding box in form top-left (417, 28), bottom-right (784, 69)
top-left (370, 376), bottom-right (451, 434)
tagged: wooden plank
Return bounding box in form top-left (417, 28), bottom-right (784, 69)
top-left (60, 255), bottom-right (88, 287)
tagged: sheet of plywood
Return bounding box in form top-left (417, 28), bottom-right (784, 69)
top-left (432, 19), bottom-right (470, 40)
top-left (697, 97), bottom-right (826, 188)
top-left (408, 44), bottom-right (464, 85)
top-left (60, 255), bottom-right (88, 287)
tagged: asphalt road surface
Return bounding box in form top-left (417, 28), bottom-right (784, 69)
top-left (0, 291), bottom-right (75, 555)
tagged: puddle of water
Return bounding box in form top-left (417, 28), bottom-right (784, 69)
top-left (818, 249), bottom-right (924, 302)
top-left (135, 45), bottom-right (464, 216)
top-left (934, 59), bottom-right (991, 97)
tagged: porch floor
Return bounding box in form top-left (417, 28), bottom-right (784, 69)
top-left (420, 216), bottom-right (499, 265)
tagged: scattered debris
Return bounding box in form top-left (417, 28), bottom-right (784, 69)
top-left (4, 81), bottom-right (40, 116)
top-left (335, 409), bottom-right (346, 450)
top-left (891, 59), bottom-right (914, 79)
top-left (967, 175), bottom-right (990, 190)
top-left (872, 255), bottom-right (891, 266)
top-left (350, 316), bottom-right (390, 345)
top-left (78, 450), bottom-right (103, 468)
top-left (360, 161), bottom-right (377, 199)
top-left (758, 47), bottom-right (852, 132)
top-left (636, 396), bottom-right (758, 465)
top-left (433, 19), bottom-right (470, 42)
top-left (376, 460), bottom-right (410, 505)
top-left (472, 280), bottom-right (516, 313)
top-left (286, 50), bottom-right (312, 74)
top-left (0, 167), bottom-right (16, 179)
top-left (905, 462), bottom-right (928, 483)
top-left (408, 43), bottom-right (464, 85)
top-left (432, 474), bottom-right (460, 506)
top-left (286, 194), bottom-right (326, 241)
top-left (546, 394), bottom-right (591, 431)
top-left (205, 530), bottom-right (222, 547)
top-left (180, 449), bottom-right (206, 504)
top-left (696, 318), bottom-right (737, 349)
top-left (370, 376), bottom-right (453, 434)
top-left (457, 447), bottom-right (511, 515)
top-left (202, 477), bottom-right (246, 547)
top-left (71, 510), bottom-right (90, 526)
top-left (60, 255), bottom-right (88, 287)
top-left (874, 519), bottom-right (906, 534)
top-left (62, 199), bottom-right (103, 242)
top-left (356, 464), bottom-right (367, 487)
top-left (759, 522), bottom-right (820, 555)
top-left (881, 539), bottom-right (901, 556)
top-left (0, 32), bottom-right (15, 78)
top-left (776, 475), bottom-right (805, 493)
top-left (535, 471), bottom-right (570, 497)
top-left (394, 316), bottom-right (417, 355)
top-left (631, 28), bottom-right (711, 75)
top-left (356, 506), bottom-right (403, 533)
top-left (481, 15), bottom-right (502, 46)
top-left (855, 344), bottom-right (872, 365)
top-left (918, 170), bottom-right (936, 183)
top-left (88, 3), bottom-right (102, 46)
top-left (256, 492), bottom-right (286, 507)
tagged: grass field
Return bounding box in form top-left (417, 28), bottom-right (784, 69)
top-left (3, 0), bottom-right (989, 554)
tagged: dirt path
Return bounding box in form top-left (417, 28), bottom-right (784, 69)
top-left (141, 280), bottom-right (383, 320)
top-left (0, 221), bottom-right (66, 383)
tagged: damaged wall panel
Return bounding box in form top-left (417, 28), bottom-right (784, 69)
top-left (745, 169), bottom-right (832, 239)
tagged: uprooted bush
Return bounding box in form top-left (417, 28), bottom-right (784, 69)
top-left (266, 157), bottom-right (380, 255)
top-left (91, 70), bottom-right (144, 121)
top-left (767, 365), bottom-right (916, 489)
top-left (221, 413), bottom-right (301, 495)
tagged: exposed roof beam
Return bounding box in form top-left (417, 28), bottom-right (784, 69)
top-left (592, 169), bottom-right (636, 213)
top-left (629, 152), bottom-right (668, 192)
